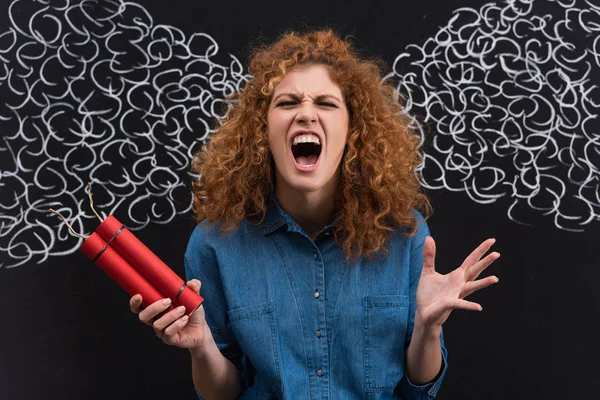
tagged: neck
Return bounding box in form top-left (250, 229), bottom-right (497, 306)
top-left (275, 184), bottom-right (337, 240)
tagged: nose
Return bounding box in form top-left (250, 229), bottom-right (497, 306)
top-left (295, 103), bottom-right (318, 125)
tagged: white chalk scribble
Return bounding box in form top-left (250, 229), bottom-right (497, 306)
top-left (0, 0), bottom-right (250, 267)
top-left (383, 0), bottom-right (600, 231)
top-left (0, 0), bottom-right (598, 268)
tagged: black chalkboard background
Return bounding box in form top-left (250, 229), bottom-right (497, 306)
top-left (1, 0), bottom-right (597, 399)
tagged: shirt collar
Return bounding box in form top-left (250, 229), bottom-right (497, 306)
top-left (261, 195), bottom-right (290, 235)
top-left (261, 193), bottom-right (341, 236)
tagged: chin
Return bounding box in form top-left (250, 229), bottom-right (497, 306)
top-left (287, 180), bottom-right (324, 194)
top-left (284, 172), bottom-right (336, 196)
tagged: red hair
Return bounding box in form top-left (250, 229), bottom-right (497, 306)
top-left (191, 30), bottom-right (430, 260)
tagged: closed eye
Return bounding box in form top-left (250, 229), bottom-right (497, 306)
top-left (275, 100), bottom-right (338, 108)
top-left (276, 101), bottom-right (297, 107)
top-left (318, 102), bottom-right (338, 108)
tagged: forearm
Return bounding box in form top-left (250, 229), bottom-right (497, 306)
top-left (189, 325), bottom-right (244, 400)
top-left (405, 321), bottom-right (443, 385)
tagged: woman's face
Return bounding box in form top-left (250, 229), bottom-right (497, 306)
top-left (267, 64), bottom-right (349, 197)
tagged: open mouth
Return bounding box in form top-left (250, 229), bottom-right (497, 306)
top-left (292, 140), bottom-right (322, 167)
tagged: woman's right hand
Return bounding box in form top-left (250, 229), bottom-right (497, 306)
top-left (129, 279), bottom-right (209, 350)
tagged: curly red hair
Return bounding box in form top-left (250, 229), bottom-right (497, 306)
top-left (191, 29), bottom-right (430, 260)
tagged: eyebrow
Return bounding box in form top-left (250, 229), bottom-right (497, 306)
top-left (272, 92), bottom-right (342, 103)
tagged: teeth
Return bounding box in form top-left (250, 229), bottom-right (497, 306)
top-left (293, 134), bottom-right (320, 146)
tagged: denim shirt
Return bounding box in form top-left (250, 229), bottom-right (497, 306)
top-left (184, 198), bottom-right (448, 399)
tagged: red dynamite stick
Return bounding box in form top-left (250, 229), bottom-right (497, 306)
top-left (95, 215), bottom-right (204, 316)
top-left (79, 232), bottom-right (174, 311)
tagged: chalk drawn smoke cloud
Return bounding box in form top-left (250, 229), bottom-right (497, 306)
top-left (383, 0), bottom-right (600, 230)
top-left (0, 0), bottom-right (598, 268)
top-left (0, 0), bottom-right (250, 267)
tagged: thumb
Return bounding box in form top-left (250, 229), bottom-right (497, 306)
top-left (422, 236), bottom-right (436, 273)
top-left (186, 279), bottom-right (202, 294)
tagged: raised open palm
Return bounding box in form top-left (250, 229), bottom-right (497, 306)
top-left (415, 237), bottom-right (500, 328)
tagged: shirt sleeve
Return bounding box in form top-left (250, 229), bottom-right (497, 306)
top-left (184, 223), bottom-right (248, 397)
top-left (397, 212), bottom-right (449, 399)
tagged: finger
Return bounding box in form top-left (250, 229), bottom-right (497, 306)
top-left (129, 294), bottom-right (143, 314)
top-left (466, 252), bottom-right (500, 280)
top-left (186, 279), bottom-right (201, 294)
top-left (449, 298), bottom-right (483, 312)
top-left (461, 238), bottom-right (496, 270)
top-left (460, 275), bottom-right (499, 298)
top-left (162, 315), bottom-right (190, 345)
top-left (138, 298), bottom-right (172, 326)
top-left (422, 236), bottom-right (436, 274)
top-left (153, 305), bottom-right (186, 335)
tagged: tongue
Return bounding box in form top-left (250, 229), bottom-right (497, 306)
top-left (296, 155), bottom-right (318, 165)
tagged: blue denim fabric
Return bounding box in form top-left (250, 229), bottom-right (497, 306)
top-left (185, 198), bottom-right (448, 399)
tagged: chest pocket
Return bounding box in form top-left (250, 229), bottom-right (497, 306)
top-left (228, 301), bottom-right (283, 398)
top-left (363, 295), bottom-right (410, 392)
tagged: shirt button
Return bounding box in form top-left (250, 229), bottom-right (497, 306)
top-left (315, 330), bottom-right (321, 338)
top-left (317, 369), bottom-right (324, 377)
top-left (313, 252), bottom-right (318, 260)
top-left (314, 291), bottom-right (320, 299)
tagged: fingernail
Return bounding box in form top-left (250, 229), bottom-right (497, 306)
top-left (181, 315), bottom-right (189, 323)
top-left (162, 298), bottom-right (171, 306)
top-left (177, 305), bottom-right (186, 314)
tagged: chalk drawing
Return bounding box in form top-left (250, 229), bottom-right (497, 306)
top-left (1, 0), bottom-right (598, 267)
top-left (0, 0), bottom-right (250, 267)
top-left (383, 0), bottom-right (600, 231)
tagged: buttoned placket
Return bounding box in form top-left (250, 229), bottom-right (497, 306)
top-left (275, 216), bottom-right (337, 399)
top-left (312, 245), bottom-right (330, 400)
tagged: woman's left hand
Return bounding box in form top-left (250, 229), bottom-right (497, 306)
top-left (415, 236), bottom-right (500, 330)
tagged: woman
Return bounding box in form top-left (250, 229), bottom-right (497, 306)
top-left (130, 30), bottom-right (500, 399)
